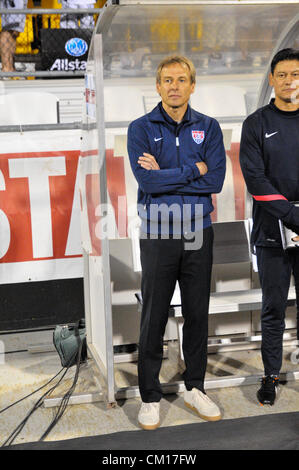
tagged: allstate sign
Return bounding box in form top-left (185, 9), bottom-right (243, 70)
top-left (65, 37), bottom-right (88, 57)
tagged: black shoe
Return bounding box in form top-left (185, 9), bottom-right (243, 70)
top-left (257, 375), bottom-right (279, 405)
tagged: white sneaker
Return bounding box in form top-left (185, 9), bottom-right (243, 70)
top-left (184, 388), bottom-right (221, 421)
top-left (138, 401), bottom-right (160, 430)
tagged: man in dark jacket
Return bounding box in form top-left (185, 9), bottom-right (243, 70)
top-left (239, 48), bottom-right (299, 406)
top-left (127, 55), bottom-right (226, 430)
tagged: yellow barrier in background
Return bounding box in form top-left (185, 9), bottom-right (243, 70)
top-left (0, 0), bottom-right (105, 55)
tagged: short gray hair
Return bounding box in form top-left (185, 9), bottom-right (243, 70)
top-left (156, 55), bottom-right (196, 84)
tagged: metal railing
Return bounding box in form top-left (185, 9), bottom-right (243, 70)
top-left (0, 8), bottom-right (102, 79)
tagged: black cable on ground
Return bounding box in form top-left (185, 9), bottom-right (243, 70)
top-left (1, 365), bottom-right (70, 447)
top-left (1, 343), bottom-right (83, 447)
top-left (39, 340), bottom-right (83, 441)
top-left (0, 366), bottom-right (65, 415)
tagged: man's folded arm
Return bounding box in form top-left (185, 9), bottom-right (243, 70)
top-left (127, 121), bottom-right (203, 194)
top-left (172, 120), bottom-right (226, 195)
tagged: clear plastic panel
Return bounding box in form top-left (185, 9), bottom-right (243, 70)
top-left (99, 4), bottom-right (297, 79)
top-left (90, 3), bottom-right (298, 227)
top-left (80, 36), bottom-right (115, 402)
top-left (81, 1), bottom-right (298, 403)
top-left (293, 29), bottom-right (299, 49)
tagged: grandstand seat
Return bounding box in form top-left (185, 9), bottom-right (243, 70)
top-left (41, 0), bottom-right (61, 29)
top-left (104, 87), bottom-right (145, 123)
top-left (190, 85), bottom-right (247, 118)
top-left (0, 92), bottom-right (60, 125)
top-left (15, 15), bottom-right (35, 55)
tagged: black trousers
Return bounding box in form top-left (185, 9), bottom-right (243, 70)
top-left (138, 226), bottom-right (214, 403)
top-left (256, 246), bottom-right (299, 376)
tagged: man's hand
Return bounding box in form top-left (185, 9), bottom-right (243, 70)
top-left (138, 153), bottom-right (160, 170)
top-left (196, 161), bottom-right (208, 176)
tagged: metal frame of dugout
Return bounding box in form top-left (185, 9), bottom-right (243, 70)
top-left (43, 0), bottom-right (299, 409)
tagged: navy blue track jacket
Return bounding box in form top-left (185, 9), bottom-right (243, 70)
top-left (240, 99), bottom-right (299, 249)
top-left (127, 102), bottom-right (226, 235)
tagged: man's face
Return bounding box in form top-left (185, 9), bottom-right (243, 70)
top-left (269, 60), bottom-right (299, 105)
top-left (156, 62), bottom-right (195, 110)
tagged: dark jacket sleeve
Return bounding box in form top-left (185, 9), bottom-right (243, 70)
top-left (127, 120), bottom-right (201, 195)
top-left (128, 118), bottom-right (225, 196)
top-left (174, 119), bottom-right (226, 195)
top-left (239, 114), bottom-right (299, 232)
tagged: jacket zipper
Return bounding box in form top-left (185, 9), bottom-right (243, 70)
top-left (175, 125), bottom-right (180, 166)
top-left (175, 125), bottom-right (187, 214)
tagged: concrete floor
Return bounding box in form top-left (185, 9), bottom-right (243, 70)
top-left (0, 330), bottom-right (299, 447)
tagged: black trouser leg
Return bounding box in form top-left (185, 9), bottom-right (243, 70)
top-left (286, 248), bottom-right (299, 341)
top-left (256, 247), bottom-right (291, 376)
top-left (138, 227), bottom-right (213, 402)
top-left (180, 226), bottom-right (213, 392)
top-left (138, 237), bottom-right (180, 403)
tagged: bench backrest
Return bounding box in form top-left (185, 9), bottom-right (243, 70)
top-left (130, 219), bottom-right (252, 273)
top-left (213, 220), bottom-right (251, 265)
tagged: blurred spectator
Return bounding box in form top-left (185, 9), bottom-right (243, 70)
top-left (201, 9), bottom-right (236, 58)
top-left (150, 11), bottom-right (179, 54)
top-left (59, 0), bottom-right (96, 29)
top-left (238, 14), bottom-right (277, 62)
top-left (0, 0), bottom-right (28, 74)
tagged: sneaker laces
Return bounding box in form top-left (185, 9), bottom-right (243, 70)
top-left (193, 389), bottom-right (213, 404)
top-left (261, 375), bottom-right (279, 391)
top-left (142, 402), bottom-right (159, 413)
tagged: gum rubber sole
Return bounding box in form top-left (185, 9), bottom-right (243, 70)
top-left (184, 400), bottom-right (222, 422)
top-left (138, 420), bottom-right (160, 430)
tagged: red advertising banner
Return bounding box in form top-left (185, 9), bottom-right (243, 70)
top-left (0, 127), bottom-right (244, 284)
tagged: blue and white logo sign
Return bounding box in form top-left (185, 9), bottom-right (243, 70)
top-left (65, 37), bottom-right (88, 57)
